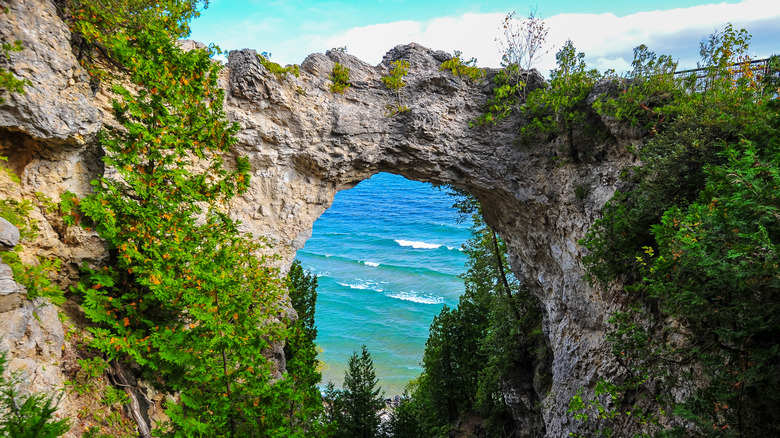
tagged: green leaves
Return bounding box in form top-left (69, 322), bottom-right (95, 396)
top-left (521, 40), bottom-right (605, 150)
top-left (331, 345), bottom-right (384, 438)
top-left (0, 353), bottom-right (70, 438)
top-left (579, 25), bottom-right (780, 435)
top-left (330, 63), bottom-right (351, 94)
top-left (382, 60), bottom-right (410, 115)
top-left (257, 53), bottom-right (300, 79)
top-left (439, 51), bottom-right (485, 81)
top-left (472, 65), bottom-right (523, 127)
top-left (389, 191), bottom-right (548, 436)
top-left (73, 8), bottom-right (323, 436)
top-left (66, 0), bottom-right (208, 80)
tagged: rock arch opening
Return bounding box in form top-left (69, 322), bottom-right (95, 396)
top-left (296, 172), bottom-right (472, 395)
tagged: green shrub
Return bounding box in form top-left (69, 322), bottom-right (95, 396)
top-left (577, 26), bottom-right (780, 435)
top-left (72, 11), bottom-right (326, 436)
top-left (472, 65), bottom-right (523, 126)
top-left (521, 40), bottom-right (605, 153)
top-left (257, 53), bottom-right (300, 79)
top-left (439, 50), bottom-right (485, 81)
top-left (330, 62), bottom-right (351, 93)
top-left (0, 352), bottom-right (70, 438)
top-left (382, 60), bottom-right (410, 115)
top-left (0, 170), bottom-right (65, 306)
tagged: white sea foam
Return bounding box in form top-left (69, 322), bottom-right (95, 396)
top-left (361, 261), bottom-right (380, 267)
top-left (338, 281), bottom-right (383, 292)
top-left (386, 291), bottom-right (444, 305)
top-left (395, 239), bottom-right (441, 250)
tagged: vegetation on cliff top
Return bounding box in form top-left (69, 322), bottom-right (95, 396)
top-left (2, 2), bottom-right (778, 436)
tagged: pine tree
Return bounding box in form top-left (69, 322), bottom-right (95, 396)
top-left (284, 261), bottom-right (329, 435)
top-left (336, 345), bottom-right (384, 438)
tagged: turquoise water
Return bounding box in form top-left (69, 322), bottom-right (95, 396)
top-left (295, 173), bottom-right (471, 396)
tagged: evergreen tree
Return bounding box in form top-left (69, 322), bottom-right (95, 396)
top-left (71, 4), bottom-right (324, 436)
top-left (287, 260), bottom-right (318, 342)
top-left (335, 345), bottom-right (384, 438)
top-left (387, 385), bottom-right (426, 438)
top-left (284, 261), bottom-right (329, 435)
top-left (397, 189), bottom-right (549, 436)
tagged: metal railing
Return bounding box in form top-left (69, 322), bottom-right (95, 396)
top-left (671, 57), bottom-right (778, 92)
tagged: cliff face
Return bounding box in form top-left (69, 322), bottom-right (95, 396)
top-left (0, 1), bottom-right (640, 435)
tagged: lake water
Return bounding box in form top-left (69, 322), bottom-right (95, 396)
top-left (294, 172), bottom-right (471, 396)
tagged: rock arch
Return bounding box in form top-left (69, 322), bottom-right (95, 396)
top-left (0, 1), bottom-right (641, 431)
top-left (224, 43), bottom-right (638, 435)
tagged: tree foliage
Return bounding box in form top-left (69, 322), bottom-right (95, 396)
top-left (283, 261), bottom-right (329, 436)
top-left (522, 40), bottom-right (608, 158)
top-left (330, 62), bottom-right (351, 94)
top-left (0, 7), bottom-right (31, 103)
top-left (439, 51), bottom-right (485, 81)
top-left (389, 190), bottom-right (549, 437)
top-left (328, 346), bottom-right (385, 438)
top-left (576, 25), bottom-right (780, 436)
top-left (381, 60), bottom-right (410, 115)
top-left (63, 0), bottom-right (207, 82)
top-left (70, 5), bottom-right (325, 437)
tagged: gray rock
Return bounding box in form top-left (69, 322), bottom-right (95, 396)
top-left (0, 217), bottom-right (20, 249)
top-left (0, 262), bottom-right (25, 313)
top-left (0, 0), bottom-right (101, 143)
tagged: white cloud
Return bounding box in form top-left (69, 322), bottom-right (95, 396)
top-left (322, 13), bottom-right (504, 68)
top-left (318, 0), bottom-right (780, 76)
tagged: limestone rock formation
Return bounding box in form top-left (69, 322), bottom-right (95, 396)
top-left (0, 1), bottom-right (645, 435)
top-left (0, 222), bottom-right (74, 424)
top-left (223, 43), bottom-right (638, 436)
top-left (0, 0), bottom-right (101, 143)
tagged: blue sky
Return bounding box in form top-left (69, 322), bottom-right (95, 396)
top-left (189, 0), bottom-right (780, 76)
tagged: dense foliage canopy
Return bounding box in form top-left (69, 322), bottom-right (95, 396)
top-left (570, 25), bottom-right (780, 436)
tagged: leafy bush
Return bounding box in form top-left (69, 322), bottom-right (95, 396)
top-left (257, 53), bottom-right (300, 79)
top-left (71, 9), bottom-right (325, 437)
top-left (472, 65), bottom-right (523, 126)
top-left (330, 62), bottom-right (350, 94)
top-left (0, 7), bottom-right (31, 103)
top-left (578, 26), bottom-right (780, 436)
top-left (65, 0), bottom-right (206, 82)
top-left (0, 167), bottom-right (65, 306)
top-left (439, 50), bottom-right (485, 81)
top-left (390, 191), bottom-right (549, 436)
top-left (381, 60), bottom-right (410, 115)
top-left (521, 39), bottom-right (606, 154)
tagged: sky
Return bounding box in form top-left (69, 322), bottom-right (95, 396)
top-left (189, 0), bottom-right (780, 76)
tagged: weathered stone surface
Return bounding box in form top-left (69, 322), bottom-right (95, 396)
top-left (0, 1), bottom-right (647, 435)
top-left (0, 0), bottom-right (102, 143)
top-left (0, 262), bottom-right (25, 312)
top-left (0, 216), bottom-right (19, 250)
